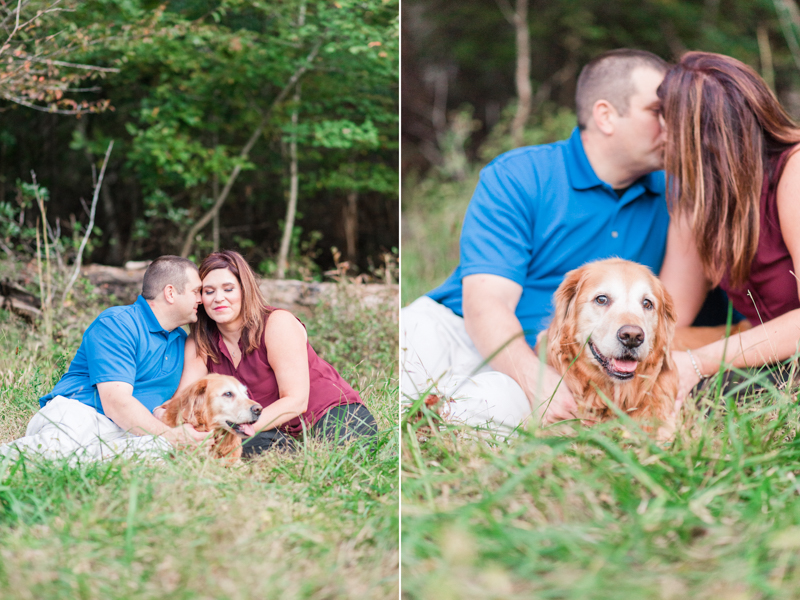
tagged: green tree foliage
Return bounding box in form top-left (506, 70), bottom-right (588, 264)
top-left (403, 0), bottom-right (795, 171)
top-left (1, 0), bottom-right (398, 275)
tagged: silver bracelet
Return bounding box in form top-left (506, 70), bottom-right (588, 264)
top-left (685, 349), bottom-right (706, 379)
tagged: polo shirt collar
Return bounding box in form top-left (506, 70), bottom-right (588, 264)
top-left (565, 127), bottom-right (602, 191)
top-left (565, 126), bottom-right (665, 195)
top-left (135, 295), bottom-right (169, 334)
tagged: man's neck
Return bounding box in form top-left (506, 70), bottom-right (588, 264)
top-left (581, 131), bottom-right (641, 190)
top-left (147, 300), bottom-right (177, 332)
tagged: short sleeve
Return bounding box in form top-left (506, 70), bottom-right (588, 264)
top-left (84, 317), bottom-right (137, 386)
top-left (459, 161), bottom-right (538, 285)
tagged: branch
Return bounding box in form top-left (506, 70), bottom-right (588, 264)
top-left (179, 41), bottom-right (322, 258)
top-left (494, 0), bottom-right (515, 25)
top-left (0, 94), bottom-right (106, 114)
top-left (774, 0), bottom-right (800, 72)
top-left (0, 1), bottom-right (30, 34)
top-left (27, 56), bottom-right (121, 73)
top-left (61, 140), bottom-right (113, 305)
top-left (3, 1), bottom-right (67, 47)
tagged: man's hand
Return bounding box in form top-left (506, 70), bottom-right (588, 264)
top-left (160, 423), bottom-right (209, 448)
top-left (530, 364), bottom-right (579, 425)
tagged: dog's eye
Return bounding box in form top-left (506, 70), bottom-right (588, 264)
top-left (594, 295), bottom-right (608, 306)
top-left (223, 391), bottom-right (233, 397)
top-left (643, 299), bottom-right (654, 310)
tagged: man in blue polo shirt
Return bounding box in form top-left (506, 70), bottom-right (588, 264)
top-left (401, 49), bottom-right (670, 431)
top-left (2, 255), bottom-right (207, 460)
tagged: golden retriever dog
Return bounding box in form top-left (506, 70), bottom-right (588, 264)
top-left (162, 374), bottom-right (262, 460)
top-left (541, 258), bottom-right (679, 437)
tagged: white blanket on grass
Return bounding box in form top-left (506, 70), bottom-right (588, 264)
top-left (0, 396), bottom-right (171, 463)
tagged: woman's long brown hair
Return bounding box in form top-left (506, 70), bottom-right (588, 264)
top-left (658, 51), bottom-right (800, 287)
top-left (192, 250), bottom-right (271, 364)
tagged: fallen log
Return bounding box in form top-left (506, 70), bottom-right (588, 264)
top-left (0, 294), bottom-right (42, 322)
top-left (78, 264), bottom-right (398, 316)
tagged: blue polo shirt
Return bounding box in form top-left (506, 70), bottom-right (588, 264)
top-left (428, 127), bottom-right (670, 345)
top-left (40, 295), bottom-right (187, 414)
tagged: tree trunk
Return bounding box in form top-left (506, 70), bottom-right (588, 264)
top-left (179, 40), bottom-right (321, 258)
top-left (212, 171), bottom-right (220, 252)
top-left (101, 172), bottom-right (122, 265)
top-left (276, 84), bottom-right (301, 279)
top-left (758, 23), bottom-right (775, 91)
top-left (343, 191), bottom-right (358, 267)
top-left (510, 0), bottom-right (530, 148)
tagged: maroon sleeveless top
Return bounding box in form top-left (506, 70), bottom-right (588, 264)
top-left (720, 147), bottom-right (800, 323)
top-left (207, 309), bottom-right (362, 436)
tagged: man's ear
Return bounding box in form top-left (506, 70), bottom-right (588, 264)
top-left (163, 284), bottom-right (176, 305)
top-left (592, 99), bottom-right (616, 136)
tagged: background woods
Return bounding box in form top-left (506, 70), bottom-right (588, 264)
top-left (402, 0), bottom-right (800, 175)
top-left (401, 0), bottom-right (800, 304)
top-left (0, 0), bottom-right (399, 280)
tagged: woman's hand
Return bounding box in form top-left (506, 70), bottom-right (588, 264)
top-left (671, 350), bottom-right (703, 411)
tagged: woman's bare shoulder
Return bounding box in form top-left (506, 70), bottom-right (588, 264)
top-left (264, 309), bottom-right (307, 342)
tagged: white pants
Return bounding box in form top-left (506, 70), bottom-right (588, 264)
top-left (0, 397), bottom-right (171, 463)
top-left (400, 296), bottom-right (531, 431)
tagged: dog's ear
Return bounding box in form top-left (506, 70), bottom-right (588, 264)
top-left (214, 431), bottom-right (242, 461)
top-left (653, 276), bottom-right (677, 370)
top-left (547, 266), bottom-right (586, 363)
top-left (181, 378), bottom-right (209, 429)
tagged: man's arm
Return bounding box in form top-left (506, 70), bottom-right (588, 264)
top-left (97, 381), bottom-right (207, 447)
top-left (462, 274), bottom-right (577, 424)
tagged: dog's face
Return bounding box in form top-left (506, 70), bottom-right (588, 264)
top-left (172, 374), bottom-right (262, 437)
top-left (550, 258), bottom-right (676, 382)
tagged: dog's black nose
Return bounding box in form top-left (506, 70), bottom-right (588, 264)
top-left (251, 405), bottom-right (262, 418)
top-left (617, 325), bottom-right (644, 348)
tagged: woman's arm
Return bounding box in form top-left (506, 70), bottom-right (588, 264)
top-left (676, 152), bottom-right (800, 396)
top-left (154, 337), bottom-right (208, 421)
top-left (250, 310), bottom-right (311, 433)
top-left (659, 213), bottom-right (711, 327)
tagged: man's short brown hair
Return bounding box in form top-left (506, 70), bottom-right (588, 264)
top-left (141, 256), bottom-right (198, 300)
top-left (576, 49), bottom-right (668, 130)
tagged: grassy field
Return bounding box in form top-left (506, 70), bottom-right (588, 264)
top-left (401, 174), bottom-right (800, 599)
top-left (0, 272), bottom-right (399, 599)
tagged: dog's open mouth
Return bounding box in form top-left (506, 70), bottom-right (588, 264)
top-left (226, 420), bottom-right (258, 438)
top-left (589, 340), bottom-right (638, 381)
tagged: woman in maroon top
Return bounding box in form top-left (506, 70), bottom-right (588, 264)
top-left (657, 52), bottom-right (800, 402)
top-left (173, 250), bottom-right (377, 454)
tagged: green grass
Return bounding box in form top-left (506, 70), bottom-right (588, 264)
top-left (0, 282), bottom-right (399, 599)
top-left (401, 164), bottom-right (800, 598)
top-left (402, 382), bottom-right (800, 599)
top-left (400, 172), bottom-right (477, 306)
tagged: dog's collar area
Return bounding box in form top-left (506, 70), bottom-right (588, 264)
top-left (588, 340), bottom-right (637, 381)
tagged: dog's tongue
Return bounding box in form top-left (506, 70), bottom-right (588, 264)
top-left (611, 358), bottom-right (638, 373)
top-left (239, 423), bottom-right (256, 437)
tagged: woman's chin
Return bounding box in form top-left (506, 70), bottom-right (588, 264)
top-left (207, 312), bottom-right (242, 329)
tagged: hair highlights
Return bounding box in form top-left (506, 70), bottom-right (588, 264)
top-left (658, 51), bottom-right (800, 287)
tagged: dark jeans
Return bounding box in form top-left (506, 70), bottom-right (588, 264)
top-left (691, 360), bottom-right (798, 411)
top-left (242, 403), bottom-right (378, 456)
